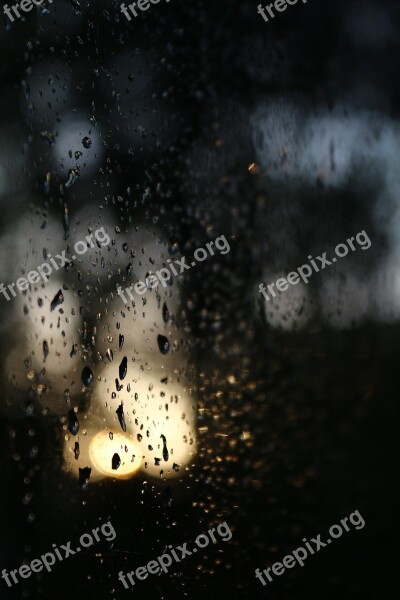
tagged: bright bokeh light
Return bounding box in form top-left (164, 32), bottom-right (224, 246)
top-left (94, 367), bottom-right (197, 479)
top-left (89, 429), bottom-right (142, 479)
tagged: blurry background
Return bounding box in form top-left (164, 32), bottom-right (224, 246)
top-left (1, 0), bottom-right (400, 598)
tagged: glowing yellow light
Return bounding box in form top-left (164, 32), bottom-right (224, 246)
top-left (89, 430), bottom-right (141, 479)
top-left (94, 368), bottom-right (197, 479)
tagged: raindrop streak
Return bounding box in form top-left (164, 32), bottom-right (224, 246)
top-left (68, 410), bottom-right (79, 435)
top-left (44, 172), bottom-right (51, 194)
top-left (157, 335), bottom-right (169, 355)
top-left (162, 302), bottom-right (170, 323)
top-left (119, 356), bottom-right (127, 380)
top-left (74, 441), bottom-right (80, 460)
top-left (50, 289), bottom-right (64, 311)
top-left (112, 453), bottom-right (121, 470)
top-left (160, 434), bottom-right (169, 461)
top-left (43, 340), bottom-right (49, 361)
top-left (116, 403), bottom-right (126, 432)
top-left (78, 467), bottom-right (91, 488)
top-left (81, 367), bottom-right (93, 386)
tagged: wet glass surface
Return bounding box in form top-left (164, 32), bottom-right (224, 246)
top-left (1, 1), bottom-right (400, 598)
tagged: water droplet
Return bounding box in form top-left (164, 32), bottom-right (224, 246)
top-left (65, 168), bottom-right (80, 189)
top-left (42, 341), bottom-right (49, 361)
top-left (68, 409), bottom-right (79, 435)
top-left (160, 434), bottom-right (169, 461)
top-left (82, 136), bottom-right (92, 149)
top-left (37, 383), bottom-right (46, 395)
top-left (74, 441), bottom-right (80, 460)
top-left (40, 131), bottom-right (55, 146)
top-left (81, 367), bottom-right (93, 386)
top-left (50, 289), bottom-right (64, 311)
top-left (63, 389), bottom-right (71, 406)
top-left (78, 467), bottom-right (91, 488)
top-left (112, 453), bottom-right (121, 470)
top-left (106, 348), bottom-right (113, 362)
top-left (116, 403), bottom-right (126, 432)
top-left (63, 203), bottom-right (69, 240)
top-left (119, 356), bottom-right (127, 380)
top-left (157, 335), bottom-right (169, 354)
top-left (44, 172), bottom-right (51, 194)
top-left (119, 335), bottom-right (124, 350)
top-left (162, 302), bottom-right (170, 323)
top-left (27, 369), bottom-right (36, 381)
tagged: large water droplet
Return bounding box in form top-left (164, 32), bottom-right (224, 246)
top-left (162, 302), bottom-right (170, 323)
top-left (65, 168), bottom-right (80, 189)
top-left (160, 434), bottom-right (169, 461)
top-left (112, 453), bottom-right (121, 470)
top-left (157, 335), bottom-right (169, 355)
top-left (119, 356), bottom-right (127, 380)
top-left (74, 441), bottom-right (80, 460)
top-left (50, 289), bottom-right (64, 311)
top-left (82, 136), bottom-right (92, 149)
top-left (81, 367), bottom-right (93, 386)
top-left (68, 409), bottom-right (79, 435)
top-left (116, 403), bottom-right (126, 432)
top-left (78, 467), bottom-right (91, 488)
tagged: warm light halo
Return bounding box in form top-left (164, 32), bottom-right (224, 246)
top-left (89, 429), bottom-right (142, 480)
